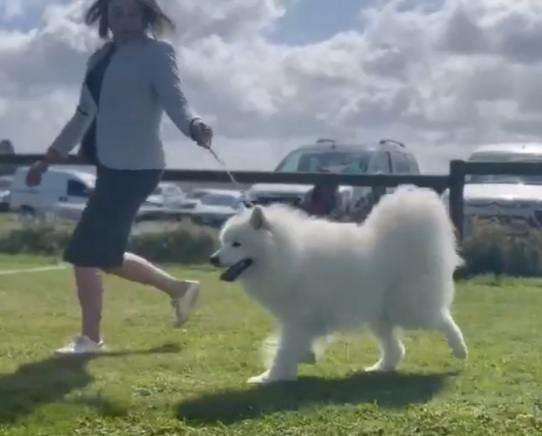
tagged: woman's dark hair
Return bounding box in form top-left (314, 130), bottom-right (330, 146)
top-left (85, 0), bottom-right (176, 39)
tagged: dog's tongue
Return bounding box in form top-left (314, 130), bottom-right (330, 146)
top-left (220, 259), bottom-right (253, 282)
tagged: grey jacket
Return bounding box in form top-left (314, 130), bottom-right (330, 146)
top-left (51, 37), bottom-right (201, 170)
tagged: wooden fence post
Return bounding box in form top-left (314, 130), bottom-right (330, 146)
top-left (449, 160), bottom-right (466, 241)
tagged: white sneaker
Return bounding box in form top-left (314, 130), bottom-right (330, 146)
top-left (171, 280), bottom-right (200, 328)
top-left (55, 335), bottom-right (105, 355)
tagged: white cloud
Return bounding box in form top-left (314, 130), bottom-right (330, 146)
top-left (1, 0), bottom-right (23, 21)
top-left (162, 0), bottom-right (288, 42)
top-left (1, 0), bottom-right (542, 174)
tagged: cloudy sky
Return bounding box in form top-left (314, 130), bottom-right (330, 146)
top-left (1, 0), bottom-right (541, 173)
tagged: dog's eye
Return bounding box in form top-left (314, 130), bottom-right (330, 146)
top-left (232, 242), bottom-right (242, 247)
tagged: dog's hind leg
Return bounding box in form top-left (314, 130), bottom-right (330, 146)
top-left (436, 312), bottom-right (468, 359)
top-left (365, 321), bottom-right (405, 372)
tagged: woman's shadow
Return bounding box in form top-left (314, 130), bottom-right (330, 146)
top-left (0, 343), bottom-right (181, 424)
top-left (176, 370), bottom-right (459, 425)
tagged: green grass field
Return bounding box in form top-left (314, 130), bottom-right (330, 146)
top-left (0, 255), bottom-right (540, 435)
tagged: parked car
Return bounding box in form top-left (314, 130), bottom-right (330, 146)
top-left (10, 167), bottom-right (96, 219)
top-left (146, 182), bottom-right (197, 209)
top-left (452, 142), bottom-right (542, 233)
top-left (189, 189), bottom-right (244, 227)
top-left (244, 138), bottom-right (421, 217)
top-left (9, 167), bottom-right (172, 222)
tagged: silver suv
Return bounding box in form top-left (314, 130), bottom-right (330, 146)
top-left (245, 138), bottom-right (421, 217)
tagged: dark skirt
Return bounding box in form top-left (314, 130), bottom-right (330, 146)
top-left (63, 164), bottom-right (162, 269)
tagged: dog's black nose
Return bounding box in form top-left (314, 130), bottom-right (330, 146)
top-left (209, 255), bottom-right (220, 267)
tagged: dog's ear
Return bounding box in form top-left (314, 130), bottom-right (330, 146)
top-left (250, 206), bottom-right (269, 230)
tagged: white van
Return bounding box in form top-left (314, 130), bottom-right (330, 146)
top-left (461, 142), bottom-right (542, 231)
top-left (10, 166), bottom-right (96, 219)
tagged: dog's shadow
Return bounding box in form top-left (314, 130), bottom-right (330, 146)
top-left (176, 370), bottom-right (459, 425)
top-left (0, 343), bottom-right (181, 424)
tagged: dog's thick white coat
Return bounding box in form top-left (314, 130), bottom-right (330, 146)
top-left (214, 186), bottom-right (468, 384)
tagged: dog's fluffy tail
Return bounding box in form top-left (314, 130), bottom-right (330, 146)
top-left (364, 186), bottom-right (463, 311)
top-left (365, 185), bottom-right (463, 270)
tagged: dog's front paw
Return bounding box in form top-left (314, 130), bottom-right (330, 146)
top-left (453, 345), bottom-right (468, 360)
top-left (247, 370), bottom-right (297, 385)
top-left (364, 362), bottom-right (397, 373)
top-left (247, 370), bottom-right (272, 385)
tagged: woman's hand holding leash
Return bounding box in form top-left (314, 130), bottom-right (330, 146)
top-left (191, 120), bottom-right (213, 149)
top-left (191, 121), bottom-right (245, 191)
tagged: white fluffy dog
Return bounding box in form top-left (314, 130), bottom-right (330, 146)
top-left (210, 186), bottom-right (468, 385)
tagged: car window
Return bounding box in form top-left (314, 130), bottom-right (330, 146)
top-left (67, 180), bottom-right (92, 197)
top-left (166, 186), bottom-right (181, 196)
top-left (369, 151), bottom-right (392, 174)
top-left (276, 150), bottom-right (372, 174)
top-left (405, 154), bottom-right (420, 173)
top-left (392, 152), bottom-right (416, 173)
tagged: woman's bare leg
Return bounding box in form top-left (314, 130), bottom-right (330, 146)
top-left (106, 252), bottom-right (200, 327)
top-left (106, 253), bottom-right (192, 296)
top-left (75, 266), bottom-right (104, 343)
top-left (55, 266), bottom-right (106, 354)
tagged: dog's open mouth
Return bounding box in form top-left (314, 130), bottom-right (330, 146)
top-left (220, 258), bottom-right (253, 282)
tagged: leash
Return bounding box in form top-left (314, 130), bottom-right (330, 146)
top-left (206, 147), bottom-right (243, 190)
top-left (206, 147), bottom-right (254, 207)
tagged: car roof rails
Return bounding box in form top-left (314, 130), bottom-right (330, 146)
top-left (379, 138), bottom-right (405, 148)
top-left (316, 138), bottom-right (336, 145)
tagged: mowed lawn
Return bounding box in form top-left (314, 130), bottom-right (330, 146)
top-left (0, 255), bottom-right (540, 435)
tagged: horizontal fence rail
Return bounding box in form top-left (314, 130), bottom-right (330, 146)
top-left (2, 154), bottom-right (542, 242)
top-left (161, 170), bottom-right (452, 188)
top-left (0, 154), bottom-right (450, 188)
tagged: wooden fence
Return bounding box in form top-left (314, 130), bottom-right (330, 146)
top-left (2, 154), bottom-right (542, 241)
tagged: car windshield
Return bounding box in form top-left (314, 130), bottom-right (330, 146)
top-left (467, 153), bottom-right (542, 185)
top-left (201, 194), bottom-right (239, 207)
top-left (275, 149), bottom-right (372, 174)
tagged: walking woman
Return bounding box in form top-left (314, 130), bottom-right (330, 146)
top-left (26, 0), bottom-right (213, 354)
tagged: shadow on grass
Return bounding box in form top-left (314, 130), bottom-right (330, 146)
top-left (0, 342), bottom-right (181, 424)
top-left (177, 370), bottom-right (459, 425)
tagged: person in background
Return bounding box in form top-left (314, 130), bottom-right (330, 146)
top-left (301, 181), bottom-right (343, 219)
top-left (25, 0), bottom-right (213, 354)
